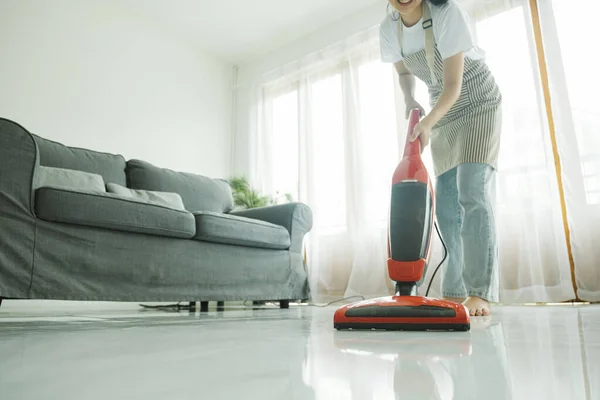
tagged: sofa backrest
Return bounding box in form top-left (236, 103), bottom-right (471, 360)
top-left (32, 135), bottom-right (127, 186)
top-left (126, 160), bottom-right (233, 213)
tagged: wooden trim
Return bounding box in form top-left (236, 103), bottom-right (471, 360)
top-left (528, 0), bottom-right (580, 301)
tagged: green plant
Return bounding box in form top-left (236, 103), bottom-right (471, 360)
top-left (228, 176), bottom-right (294, 209)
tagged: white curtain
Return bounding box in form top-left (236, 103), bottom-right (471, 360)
top-left (249, 0), bottom-right (587, 303)
top-left (537, 0), bottom-right (600, 302)
top-left (256, 28), bottom-right (399, 301)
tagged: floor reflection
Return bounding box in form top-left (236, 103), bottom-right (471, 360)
top-left (303, 307), bottom-right (597, 400)
top-left (0, 304), bottom-right (598, 400)
top-left (333, 331), bottom-right (473, 399)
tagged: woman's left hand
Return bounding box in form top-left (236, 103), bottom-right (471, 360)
top-left (410, 119), bottom-right (432, 150)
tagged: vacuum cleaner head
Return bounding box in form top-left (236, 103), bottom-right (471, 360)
top-left (333, 296), bottom-right (470, 331)
top-left (333, 108), bottom-right (470, 332)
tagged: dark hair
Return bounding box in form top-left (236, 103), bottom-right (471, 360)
top-left (428, 0), bottom-right (449, 5)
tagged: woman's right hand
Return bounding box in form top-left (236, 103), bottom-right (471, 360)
top-left (405, 98), bottom-right (425, 119)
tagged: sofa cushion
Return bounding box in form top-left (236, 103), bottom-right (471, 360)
top-left (126, 159), bottom-right (234, 213)
top-left (193, 211), bottom-right (290, 250)
top-left (35, 166), bottom-right (106, 192)
top-left (106, 182), bottom-right (185, 211)
top-left (33, 134), bottom-right (127, 186)
top-left (35, 187), bottom-right (196, 239)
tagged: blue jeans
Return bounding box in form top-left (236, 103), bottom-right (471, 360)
top-left (435, 163), bottom-right (497, 300)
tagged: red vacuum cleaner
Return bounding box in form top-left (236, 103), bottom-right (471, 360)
top-left (333, 108), bottom-right (470, 331)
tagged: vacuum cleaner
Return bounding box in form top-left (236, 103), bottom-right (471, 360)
top-left (333, 108), bottom-right (470, 331)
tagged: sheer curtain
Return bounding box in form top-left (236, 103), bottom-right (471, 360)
top-left (426, 0), bottom-right (574, 303)
top-left (257, 29), bottom-right (398, 301)
top-left (250, 0), bottom-right (580, 303)
top-left (537, 0), bottom-right (600, 302)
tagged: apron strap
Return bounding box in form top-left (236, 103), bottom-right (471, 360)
top-left (422, 1), bottom-right (438, 86)
top-left (396, 1), bottom-right (438, 86)
top-left (396, 11), bottom-right (404, 57)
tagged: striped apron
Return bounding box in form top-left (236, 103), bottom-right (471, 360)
top-left (397, 1), bottom-right (502, 177)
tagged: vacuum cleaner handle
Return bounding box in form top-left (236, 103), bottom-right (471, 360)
top-left (403, 108), bottom-right (423, 158)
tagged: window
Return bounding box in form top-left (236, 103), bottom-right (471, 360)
top-left (358, 61), bottom-right (401, 223)
top-left (271, 90), bottom-right (299, 203)
top-left (474, 5), bottom-right (555, 209)
top-left (311, 74), bottom-right (346, 231)
top-left (551, 0), bottom-right (600, 205)
top-left (268, 61), bottom-right (406, 232)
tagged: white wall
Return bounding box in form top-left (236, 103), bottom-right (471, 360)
top-left (0, 0), bottom-right (233, 179)
top-left (233, 2), bottom-right (385, 178)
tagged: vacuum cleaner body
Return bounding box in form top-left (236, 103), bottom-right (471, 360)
top-left (387, 110), bottom-right (435, 288)
top-left (333, 109), bottom-right (470, 331)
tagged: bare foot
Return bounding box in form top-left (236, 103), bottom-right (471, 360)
top-left (444, 297), bottom-right (466, 304)
top-left (463, 296), bottom-right (491, 317)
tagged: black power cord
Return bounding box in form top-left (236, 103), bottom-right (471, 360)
top-left (139, 302), bottom-right (187, 310)
top-left (425, 221), bottom-right (448, 297)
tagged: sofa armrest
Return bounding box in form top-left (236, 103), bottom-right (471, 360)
top-left (0, 118), bottom-right (38, 298)
top-left (0, 118), bottom-right (38, 217)
top-left (230, 202), bottom-right (313, 253)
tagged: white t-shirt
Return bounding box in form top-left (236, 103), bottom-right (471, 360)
top-left (379, 0), bottom-right (484, 63)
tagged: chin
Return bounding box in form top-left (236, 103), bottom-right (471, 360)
top-left (392, 0), bottom-right (421, 13)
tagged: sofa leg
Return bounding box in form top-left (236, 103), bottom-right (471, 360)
top-left (280, 300), bottom-right (290, 309)
top-left (200, 301), bottom-right (209, 312)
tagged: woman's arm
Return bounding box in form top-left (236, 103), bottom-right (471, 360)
top-left (394, 61), bottom-right (425, 118)
top-left (395, 61), bottom-right (416, 101)
top-left (410, 52), bottom-right (465, 145)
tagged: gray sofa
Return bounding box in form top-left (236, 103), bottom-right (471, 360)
top-left (0, 118), bottom-right (312, 306)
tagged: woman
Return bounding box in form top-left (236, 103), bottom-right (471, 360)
top-left (380, 0), bottom-right (502, 316)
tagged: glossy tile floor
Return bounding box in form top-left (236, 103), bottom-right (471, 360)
top-left (1, 303), bottom-right (599, 400)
